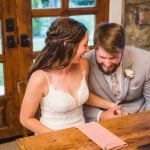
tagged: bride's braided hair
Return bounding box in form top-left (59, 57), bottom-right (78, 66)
top-left (28, 17), bottom-right (87, 78)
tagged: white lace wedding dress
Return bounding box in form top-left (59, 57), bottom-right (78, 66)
top-left (39, 70), bottom-right (89, 130)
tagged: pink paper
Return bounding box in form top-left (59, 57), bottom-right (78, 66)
top-left (76, 122), bottom-right (128, 150)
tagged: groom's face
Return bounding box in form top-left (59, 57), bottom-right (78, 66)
top-left (95, 46), bottom-right (123, 75)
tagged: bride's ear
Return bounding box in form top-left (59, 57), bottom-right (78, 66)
top-left (64, 41), bottom-right (67, 46)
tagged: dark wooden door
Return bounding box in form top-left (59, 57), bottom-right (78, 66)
top-left (0, 0), bottom-right (22, 140)
top-left (0, 0), bottom-right (32, 140)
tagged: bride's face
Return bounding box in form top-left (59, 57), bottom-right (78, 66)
top-left (72, 32), bottom-right (89, 63)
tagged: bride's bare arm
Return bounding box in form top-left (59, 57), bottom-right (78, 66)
top-left (20, 71), bottom-right (52, 134)
top-left (86, 92), bottom-right (118, 109)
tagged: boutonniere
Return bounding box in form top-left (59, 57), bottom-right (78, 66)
top-left (124, 64), bottom-right (134, 79)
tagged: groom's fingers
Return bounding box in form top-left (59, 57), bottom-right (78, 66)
top-left (109, 105), bottom-right (122, 116)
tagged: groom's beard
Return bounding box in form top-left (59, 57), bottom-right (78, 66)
top-left (96, 61), bottom-right (120, 75)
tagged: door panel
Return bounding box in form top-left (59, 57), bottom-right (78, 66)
top-left (0, 0), bottom-right (21, 140)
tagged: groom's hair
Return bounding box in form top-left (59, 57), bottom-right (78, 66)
top-left (94, 22), bottom-right (125, 53)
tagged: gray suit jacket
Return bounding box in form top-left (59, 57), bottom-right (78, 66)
top-left (84, 46), bottom-right (150, 122)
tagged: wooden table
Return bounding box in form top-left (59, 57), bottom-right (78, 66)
top-left (17, 111), bottom-right (150, 150)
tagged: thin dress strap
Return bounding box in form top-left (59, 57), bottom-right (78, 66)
top-left (81, 58), bottom-right (86, 75)
top-left (39, 70), bottom-right (50, 85)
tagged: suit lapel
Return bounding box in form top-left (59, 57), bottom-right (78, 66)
top-left (118, 78), bottom-right (130, 102)
top-left (118, 47), bottom-right (134, 102)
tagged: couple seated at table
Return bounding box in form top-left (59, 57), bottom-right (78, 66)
top-left (20, 17), bottom-right (150, 134)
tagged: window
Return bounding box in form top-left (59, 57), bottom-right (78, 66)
top-left (31, 0), bottom-right (109, 52)
top-left (0, 63), bottom-right (4, 95)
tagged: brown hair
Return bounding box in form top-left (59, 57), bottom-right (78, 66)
top-left (28, 17), bottom-right (87, 78)
top-left (94, 22), bottom-right (125, 53)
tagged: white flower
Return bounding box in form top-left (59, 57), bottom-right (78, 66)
top-left (124, 64), bottom-right (134, 79)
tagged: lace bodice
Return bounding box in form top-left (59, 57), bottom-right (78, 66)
top-left (39, 70), bottom-right (89, 130)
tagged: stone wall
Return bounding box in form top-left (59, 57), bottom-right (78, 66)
top-left (124, 0), bottom-right (150, 51)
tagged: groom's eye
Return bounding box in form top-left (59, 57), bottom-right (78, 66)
top-left (99, 56), bottom-right (106, 59)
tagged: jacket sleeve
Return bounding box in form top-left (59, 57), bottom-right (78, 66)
top-left (143, 53), bottom-right (150, 110)
top-left (83, 104), bottom-right (103, 122)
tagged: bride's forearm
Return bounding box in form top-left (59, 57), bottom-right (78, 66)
top-left (86, 92), bottom-right (117, 109)
top-left (20, 117), bottom-right (52, 135)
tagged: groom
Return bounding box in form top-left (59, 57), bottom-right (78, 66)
top-left (84, 22), bottom-right (150, 122)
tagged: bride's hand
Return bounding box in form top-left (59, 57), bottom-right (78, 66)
top-left (115, 106), bottom-right (127, 116)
